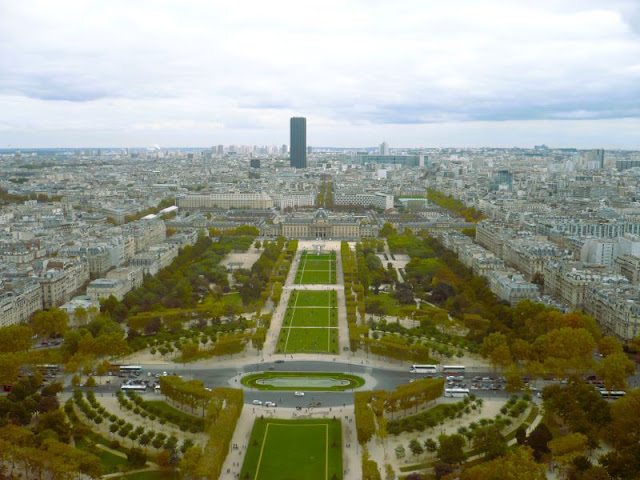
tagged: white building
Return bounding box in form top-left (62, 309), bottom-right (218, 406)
top-left (333, 191), bottom-right (394, 210)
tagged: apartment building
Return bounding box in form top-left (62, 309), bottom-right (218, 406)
top-left (86, 278), bottom-right (128, 303)
top-left (106, 266), bottom-right (144, 291)
top-left (177, 192), bottom-right (274, 210)
top-left (614, 255), bottom-right (640, 284)
top-left (543, 262), bottom-right (628, 310)
top-left (39, 259), bottom-right (90, 308)
top-left (333, 191), bottom-right (394, 210)
top-left (486, 269), bottom-right (539, 305)
top-left (585, 283), bottom-right (640, 342)
top-left (272, 192), bottom-right (315, 209)
top-left (0, 279), bottom-right (42, 327)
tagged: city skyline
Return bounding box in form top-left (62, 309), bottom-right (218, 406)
top-left (2, 1), bottom-right (640, 148)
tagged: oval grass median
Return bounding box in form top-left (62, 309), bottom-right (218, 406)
top-left (241, 371), bottom-right (365, 391)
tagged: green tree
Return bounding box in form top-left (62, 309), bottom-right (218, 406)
top-left (473, 425), bottom-right (507, 460)
top-left (31, 308), bottom-right (68, 337)
top-left (437, 433), bottom-right (466, 465)
top-left (0, 325), bottom-right (34, 353)
top-left (409, 438), bottom-right (424, 457)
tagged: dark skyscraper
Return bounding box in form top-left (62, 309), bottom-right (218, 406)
top-left (290, 117), bottom-right (306, 168)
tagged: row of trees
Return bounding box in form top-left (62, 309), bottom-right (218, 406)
top-left (389, 396), bottom-right (482, 436)
top-left (316, 181), bottom-right (333, 208)
top-left (159, 375), bottom-right (212, 416)
top-left (355, 379), bottom-right (445, 444)
top-left (119, 391), bottom-right (204, 431)
top-left (426, 189), bottom-right (485, 222)
top-left (0, 424), bottom-right (101, 479)
top-left (190, 387), bottom-right (244, 480)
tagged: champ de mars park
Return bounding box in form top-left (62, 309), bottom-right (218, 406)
top-left (1, 225), bottom-right (639, 480)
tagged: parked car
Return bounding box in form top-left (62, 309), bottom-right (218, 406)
top-left (275, 360), bottom-right (285, 364)
top-left (252, 400), bottom-right (263, 405)
top-left (265, 401), bottom-right (276, 407)
top-left (294, 391), bottom-right (304, 397)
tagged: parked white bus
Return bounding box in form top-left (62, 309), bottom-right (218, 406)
top-left (120, 384), bottom-right (147, 392)
top-left (409, 364), bottom-right (438, 374)
top-left (599, 390), bottom-right (626, 399)
top-left (442, 365), bottom-right (466, 375)
top-left (119, 365), bottom-right (143, 373)
top-left (444, 388), bottom-right (470, 398)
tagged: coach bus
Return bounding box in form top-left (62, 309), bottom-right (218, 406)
top-left (442, 365), bottom-right (466, 375)
top-left (121, 383), bottom-right (147, 392)
top-left (599, 390), bottom-right (626, 399)
top-left (119, 365), bottom-right (143, 374)
top-left (409, 364), bottom-right (438, 374)
top-left (444, 388), bottom-right (470, 398)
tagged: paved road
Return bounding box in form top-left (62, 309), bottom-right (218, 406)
top-left (81, 360), bottom-right (569, 408)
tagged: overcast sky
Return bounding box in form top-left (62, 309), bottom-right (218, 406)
top-left (1, 0), bottom-right (640, 148)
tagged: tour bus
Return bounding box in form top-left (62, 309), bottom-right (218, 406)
top-left (119, 365), bottom-right (143, 374)
top-left (599, 390), bottom-right (626, 399)
top-left (441, 365), bottom-right (466, 375)
top-left (444, 388), bottom-right (470, 398)
top-left (409, 364), bottom-right (438, 374)
top-left (120, 383), bottom-right (147, 392)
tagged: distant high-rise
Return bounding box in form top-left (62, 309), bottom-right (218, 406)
top-left (290, 117), bottom-right (307, 168)
top-left (587, 149), bottom-right (605, 170)
top-left (216, 145), bottom-right (224, 155)
top-left (281, 144), bottom-right (288, 155)
top-left (379, 141), bottom-right (389, 155)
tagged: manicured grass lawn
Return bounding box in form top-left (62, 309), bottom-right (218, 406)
top-left (145, 400), bottom-right (203, 420)
top-left (278, 288), bottom-right (338, 352)
top-left (297, 269), bottom-right (335, 284)
top-left (277, 327), bottom-right (339, 354)
top-left (295, 252), bottom-right (336, 285)
top-left (241, 371), bottom-right (365, 391)
top-left (240, 418), bottom-right (342, 480)
top-left (365, 292), bottom-right (403, 316)
top-left (282, 307), bottom-right (336, 327)
top-left (303, 259), bottom-right (335, 270)
top-left (98, 449), bottom-right (129, 474)
top-left (289, 289), bottom-right (336, 307)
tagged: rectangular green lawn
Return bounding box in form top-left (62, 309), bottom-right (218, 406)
top-left (278, 327), bottom-right (338, 353)
top-left (290, 307), bottom-right (336, 327)
top-left (289, 290), bottom-right (335, 307)
top-left (295, 252), bottom-right (336, 285)
top-left (241, 418), bottom-right (342, 480)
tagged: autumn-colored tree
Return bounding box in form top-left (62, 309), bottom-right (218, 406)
top-left (0, 325), bottom-right (33, 353)
top-left (461, 447), bottom-right (545, 480)
top-left (31, 308), bottom-right (68, 337)
top-left (597, 336), bottom-right (623, 357)
top-left (479, 332), bottom-right (512, 369)
top-left (548, 432), bottom-right (589, 469)
top-left (596, 352), bottom-right (635, 391)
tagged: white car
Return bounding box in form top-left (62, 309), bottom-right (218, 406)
top-left (252, 400), bottom-right (263, 405)
top-left (294, 391), bottom-right (304, 397)
top-left (264, 401), bottom-right (276, 407)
